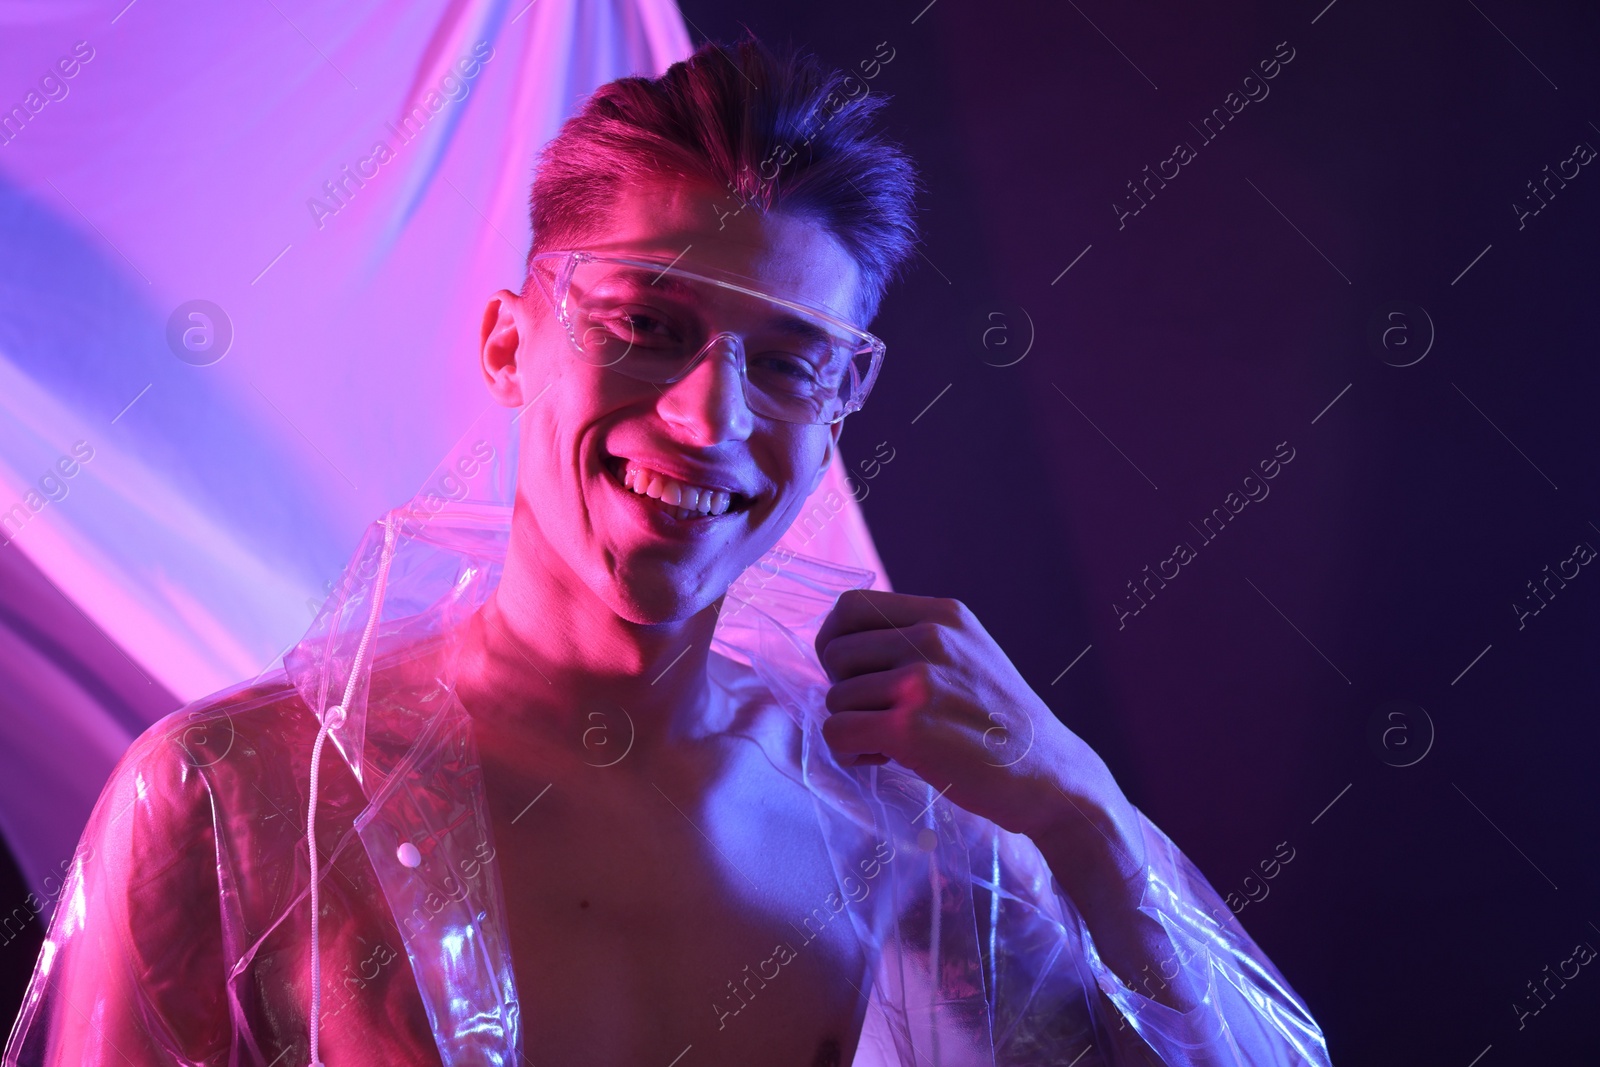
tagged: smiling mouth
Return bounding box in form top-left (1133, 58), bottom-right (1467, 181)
top-left (604, 456), bottom-right (756, 520)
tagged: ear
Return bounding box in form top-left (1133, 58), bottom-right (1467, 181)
top-left (480, 289), bottom-right (528, 407)
top-left (806, 421), bottom-right (843, 497)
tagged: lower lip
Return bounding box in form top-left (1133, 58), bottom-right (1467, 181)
top-left (602, 460), bottom-right (743, 539)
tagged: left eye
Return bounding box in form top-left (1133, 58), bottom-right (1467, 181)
top-left (752, 352), bottom-right (822, 383)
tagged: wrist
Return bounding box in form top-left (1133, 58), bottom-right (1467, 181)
top-left (1031, 776), bottom-right (1150, 905)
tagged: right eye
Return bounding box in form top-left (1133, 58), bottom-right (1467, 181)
top-left (590, 308), bottom-right (682, 346)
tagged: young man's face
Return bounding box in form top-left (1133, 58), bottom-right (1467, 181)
top-left (482, 176), bottom-right (864, 625)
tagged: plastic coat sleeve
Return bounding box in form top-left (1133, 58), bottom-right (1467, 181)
top-left (6, 718), bottom-right (231, 1066)
top-left (1012, 810), bottom-right (1329, 1065)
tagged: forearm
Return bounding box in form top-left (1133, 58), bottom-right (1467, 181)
top-left (1024, 785), bottom-right (1328, 1065)
top-left (1030, 790), bottom-right (1209, 1016)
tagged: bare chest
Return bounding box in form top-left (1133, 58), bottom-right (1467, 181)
top-left (487, 736), bottom-right (870, 1067)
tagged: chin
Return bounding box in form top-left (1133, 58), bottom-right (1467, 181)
top-left (598, 562), bottom-right (732, 627)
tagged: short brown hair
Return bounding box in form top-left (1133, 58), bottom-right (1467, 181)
top-left (524, 32), bottom-right (921, 327)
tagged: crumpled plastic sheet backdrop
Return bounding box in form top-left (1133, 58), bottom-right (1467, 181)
top-left (0, 0), bottom-right (889, 925)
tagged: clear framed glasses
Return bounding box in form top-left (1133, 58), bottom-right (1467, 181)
top-left (527, 250), bottom-right (886, 425)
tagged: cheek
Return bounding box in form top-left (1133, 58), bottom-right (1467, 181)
top-left (516, 385), bottom-right (589, 498)
top-left (796, 430), bottom-right (835, 488)
top-left (517, 370), bottom-right (660, 529)
top-left (763, 432), bottom-right (834, 526)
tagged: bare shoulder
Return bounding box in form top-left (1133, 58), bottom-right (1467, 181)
top-left (90, 671), bottom-right (377, 936)
top-left (110, 671), bottom-right (362, 839)
top-left (34, 678), bottom-right (319, 1064)
top-left (99, 675), bottom-right (307, 827)
top-left (78, 676), bottom-right (346, 931)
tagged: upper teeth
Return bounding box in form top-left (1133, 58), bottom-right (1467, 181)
top-left (622, 464), bottom-right (736, 517)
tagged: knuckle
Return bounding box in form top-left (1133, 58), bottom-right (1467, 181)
top-left (915, 621), bottom-right (950, 658)
top-left (899, 662), bottom-right (935, 704)
top-left (928, 596), bottom-right (965, 624)
top-left (888, 701), bottom-right (920, 739)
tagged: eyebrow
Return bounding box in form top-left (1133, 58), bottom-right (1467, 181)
top-left (612, 266), bottom-right (696, 295)
top-left (766, 315), bottom-right (836, 351)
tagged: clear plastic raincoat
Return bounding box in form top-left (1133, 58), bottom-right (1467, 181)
top-left (4, 408), bottom-right (1331, 1066)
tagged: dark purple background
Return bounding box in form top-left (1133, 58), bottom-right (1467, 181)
top-left (6, 1), bottom-right (1598, 1061)
top-left (668, 0), bottom-right (1600, 1062)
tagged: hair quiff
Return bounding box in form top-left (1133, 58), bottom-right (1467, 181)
top-left (524, 32), bottom-right (921, 327)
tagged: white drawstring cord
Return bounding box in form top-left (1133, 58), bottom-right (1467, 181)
top-left (306, 706), bottom-right (343, 1067)
top-left (307, 521), bottom-right (396, 1067)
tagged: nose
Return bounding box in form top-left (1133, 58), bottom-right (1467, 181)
top-left (657, 334), bottom-right (755, 445)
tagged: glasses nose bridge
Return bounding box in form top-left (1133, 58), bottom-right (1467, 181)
top-left (661, 329), bottom-right (756, 441)
top-left (701, 328), bottom-right (744, 359)
top-left (677, 329), bottom-right (747, 380)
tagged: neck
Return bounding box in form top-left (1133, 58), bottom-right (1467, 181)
top-left (456, 510), bottom-right (725, 756)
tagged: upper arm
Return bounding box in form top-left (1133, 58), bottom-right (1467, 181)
top-left (8, 713), bottom-right (230, 1067)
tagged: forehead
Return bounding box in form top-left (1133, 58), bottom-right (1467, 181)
top-left (575, 177), bottom-right (864, 325)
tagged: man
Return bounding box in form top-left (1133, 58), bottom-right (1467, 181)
top-left (5, 35), bottom-right (1329, 1067)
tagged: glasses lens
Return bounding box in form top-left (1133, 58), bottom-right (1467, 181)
top-left (559, 257), bottom-right (878, 424)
